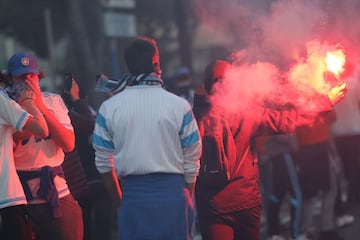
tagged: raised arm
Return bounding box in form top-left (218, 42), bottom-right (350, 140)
top-left (27, 82), bottom-right (75, 153)
top-left (20, 96), bottom-right (48, 138)
top-left (13, 82), bottom-right (49, 141)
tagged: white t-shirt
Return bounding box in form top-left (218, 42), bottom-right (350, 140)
top-left (0, 90), bottom-right (29, 209)
top-left (14, 92), bottom-right (74, 203)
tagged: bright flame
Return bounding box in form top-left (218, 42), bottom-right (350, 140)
top-left (288, 41), bottom-right (347, 99)
top-left (325, 50), bottom-right (346, 77)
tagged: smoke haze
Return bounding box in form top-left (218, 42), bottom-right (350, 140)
top-left (194, 0), bottom-right (359, 120)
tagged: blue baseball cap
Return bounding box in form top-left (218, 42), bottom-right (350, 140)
top-left (7, 52), bottom-right (39, 77)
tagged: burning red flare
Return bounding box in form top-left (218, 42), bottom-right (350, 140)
top-left (289, 41), bottom-right (347, 95)
top-left (325, 49), bottom-right (346, 77)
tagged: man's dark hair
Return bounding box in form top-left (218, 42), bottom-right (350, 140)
top-left (124, 36), bottom-right (160, 75)
top-left (0, 71), bottom-right (11, 86)
top-left (203, 60), bottom-right (231, 94)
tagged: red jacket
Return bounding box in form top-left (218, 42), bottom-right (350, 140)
top-left (194, 98), bottom-right (306, 216)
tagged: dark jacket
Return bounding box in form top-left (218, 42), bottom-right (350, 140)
top-left (61, 93), bottom-right (100, 182)
top-left (68, 99), bottom-right (100, 182)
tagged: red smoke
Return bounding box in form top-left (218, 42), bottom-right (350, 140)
top-left (193, 0), bottom-right (354, 123)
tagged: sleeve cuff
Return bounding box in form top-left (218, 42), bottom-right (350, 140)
top-left (184, 175), bottom-right (197, 184)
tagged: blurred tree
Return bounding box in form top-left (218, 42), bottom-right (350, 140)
top-left (0, 0), bottom-right (67, 57)
top-left (0, 0), bottom-right (199, 105)
top-left (63, 0), bottom-right (105, 98)
top-left (0, 0), bottom-right (105, 99)
top-left (175, 0), bottom-right (195, 72)
top-left (136, 0), bottom-right (198, 75)
top-left (135, 0), bottom-right (178, 75)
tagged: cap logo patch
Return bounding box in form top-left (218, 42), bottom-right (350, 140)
top-left (21, 57), bottom-right (30, 66)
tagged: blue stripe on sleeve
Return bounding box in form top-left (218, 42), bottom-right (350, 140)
top-left (95, 113), bottom-right (109, 132)
top-left (179, 111), bottom-right (193, 136)
top-left (181, 130), bottom-right (200, 148)
top-left (0, 90), bottom-right (11, 100)
top-left (0, 196), bottom-right (27, 206)
top-left (16, 112), bottom-right (29, 130)
top-left (93, 133), bottom-right (115, 150)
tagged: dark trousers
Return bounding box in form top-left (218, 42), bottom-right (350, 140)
top-left (28, 194), bottom-right (83, 240)
top-left (198, 205), bottom-right (262, 240)
top-left (334, 135), bottom-right (360, 203)
top-left (266, 153), bottom-right (302, 239)
top-left (0, 205), bottom-right (33, 240)
top-left (78, 182), bottom-right (114, 240)
top-left (294, 142), bottom-right (330, 198)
